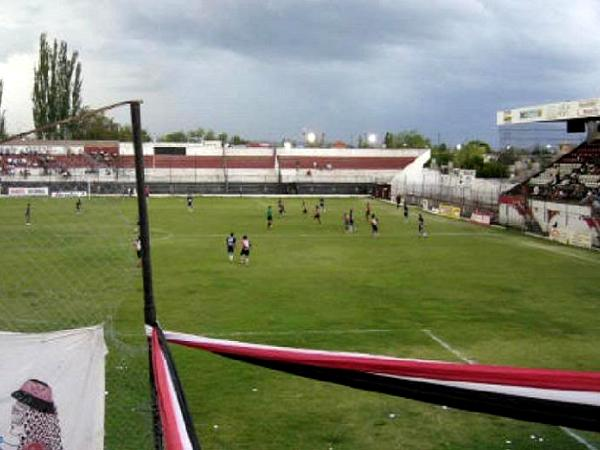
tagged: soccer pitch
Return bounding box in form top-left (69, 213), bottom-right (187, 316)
top-left (1, 196), bottom-right (599, 449)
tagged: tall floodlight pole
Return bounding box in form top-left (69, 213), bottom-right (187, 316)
top-left (130, 101), bottom-right (163, 450)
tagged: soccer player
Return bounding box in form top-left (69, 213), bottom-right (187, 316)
top-left (302, 200), bottom-right (308, 215)
top-left (403, 203), bottom-right (409, 222)
top-left (319, 197), bottom-right (325, 212)
top-left (418, 213), bottom-right (427, 237)
top-left (365, 202), bottom-right (372, 221)
top-left (25, 203), bottom-right (31, 226)
top-left (396, 194), bottom-right (401, 209)
top-left (278, 198), bottom-right (285, 217)
top-left (186, 193), bottom-right (194, 211)
top-left (266, 205), bottom-right (274, 229)
top-left (226, 232), bottom-right (236, 262)
top-left (76, 198), bottom-right (82, 214)
top-left (370, 214), bottom-right (379, 237)
top-left (343, 212), bottom-right (350, 232)
top-left (134, 236), bottom-right (143, 267)
top-left (240, 235), bottom-right (251, 265)
top-left (313, 205), bottom-right (322, 224)
top-left (348, 208), bottom-right (355, 233)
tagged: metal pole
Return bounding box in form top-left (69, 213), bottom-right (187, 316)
top-left (131, 102), bottom-right (156, 325)
top-left (130, 101), bottom-right (162, 450)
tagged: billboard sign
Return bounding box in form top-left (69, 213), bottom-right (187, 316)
top-left (8, 187), bottom-right (49, 197)
top-left (497, 98), bottom-right (600, 125)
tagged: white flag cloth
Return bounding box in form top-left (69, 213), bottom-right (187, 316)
top-left (0, 325), bottom-right (107, 450)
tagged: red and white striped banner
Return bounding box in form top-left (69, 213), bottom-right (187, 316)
top-left (150, 327), bottom-right (200, 450)
top-left (159, 329), bottom-right (600, 432)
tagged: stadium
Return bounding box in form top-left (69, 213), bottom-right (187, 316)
top-left (1, 4), bottom-right (600, 449)
top-left (0, 97), bottom-right (599, 450)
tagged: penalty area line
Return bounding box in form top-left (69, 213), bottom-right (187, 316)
top-left (421, 328), bottom-right (475, 364)
top-left (421, 328), bottom-right (598, 450)
top-left (559, 427), bottom-right (598, 450)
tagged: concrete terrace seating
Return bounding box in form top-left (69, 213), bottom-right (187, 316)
top-left (0, 141), bottom-right (429, 185)
top-left (277, 156), bottom-right (415, 170)
top-left (84, 145), bottom-right (119, 155)
top-left (225, 156), bottom-right (275, 169)
top-left (527, 141), bottom-right (600, 202)
top-left (153, 155), bottom-right (220, 169)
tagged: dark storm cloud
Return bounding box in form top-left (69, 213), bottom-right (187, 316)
top-left (121, 0), bottom-right (482, 63)
top-left (2, 0), bottom-right (600, 145)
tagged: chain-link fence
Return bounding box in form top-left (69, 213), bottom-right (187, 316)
top-left (0, 192), bottom-right (155, 449)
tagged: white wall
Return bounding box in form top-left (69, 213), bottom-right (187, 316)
top-left (276, 147), bottom-right (427, 158)
top-left (392, 165), bottom-right (514, 207)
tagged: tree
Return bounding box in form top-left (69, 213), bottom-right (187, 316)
top-left (384, 130), bottom-right (431, 148)
top-left (451, 140), bottom-right (509, 177)
top-left (32, 33), bottom-right (83, 139)
top-left (230, 135), bottom-right (247, 145)
top-left (71, 109), bottom-right (119, 140)
top-left (478, 160), bottom-right (508, 178)
top-left (160, 131), bottom-right (187, 142)
top-left (357, 135), bottom-right (367, 148)
top-left (453, 140), bottom-right (489, 170)
top-left (118, 125), bottom-right (152, 142)
top-left (0, 80), bottom-right (6, 139)
top-left (218, 132), bottom-right (228, 144)
top-left (204, 129), bottom-right (216, 140)
top-left (384, 132), bottom-right (393, 148)
top-left (188, 128), bottom-right (205, 142)
top-left (71, 109), bottom-right (152, 141)
top-left (430, 143), bottom-right (453, 167)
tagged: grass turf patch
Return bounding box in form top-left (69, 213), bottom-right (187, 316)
top-left (1, 196), bottom-right (599, 449)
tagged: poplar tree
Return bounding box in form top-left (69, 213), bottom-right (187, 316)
top-left (0, 80), bottom-right (6, 139)
top-left (32, 33), bottom-right (83, 139)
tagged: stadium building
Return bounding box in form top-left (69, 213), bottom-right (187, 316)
top-left (0, 140), bottom-right (429, 196)
top-left (497, 98), bottom-right (600, 248)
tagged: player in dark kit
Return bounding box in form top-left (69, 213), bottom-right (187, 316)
top-left (313, 205), bottom-right (322, 224)
top-left (319, 197), bottom-right (325, 212)
top-left (302, 200), bottom-right (308, 215)
top-left (418, 213), bottom-right (427, 237)
top-left (278, 198), bottom-right (285, 216)
top-left (403, 203), bottom-right (409, 222)
top-left (348, 208), bottom-right (355, 233)
top-left (396, 194), bottom-right (401, 209)
top-left (186, 194), bottom-right (193, 211)
top-left (25, 203), bottom-right (31, 226)
top-left (226, 232), bottom-right (236, 262)
top-left (266, 206), bottom-right (274, 229)
top-left (365, 202), bottom-right (372, 221)
top-left (240, 235), bottom-right (251, 265)
top-left (76, 198), bottom-right (82, 214)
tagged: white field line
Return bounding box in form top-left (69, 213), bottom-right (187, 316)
top-left (210, 328), bottom-right (396, 337)
top-left (115, 328), bottom-right (398, 338)
top-left (560, 427), bottom-right (599, 450)
top-left (422, 328), bottom-right (598, 449)
top-left (151, 232), bottom-right (497, 243)
top-left (518, 240), bottom-right (600, 265)
top-left (421, 329), bottom-right (475, 364)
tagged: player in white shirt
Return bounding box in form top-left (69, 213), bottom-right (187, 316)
top-left (240, 235), bottom-right (251, 265)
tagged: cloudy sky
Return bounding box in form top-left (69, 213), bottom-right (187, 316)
top-left (1, 0), bottom-right (599, 146)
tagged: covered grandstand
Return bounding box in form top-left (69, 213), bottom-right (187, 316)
top-left (498, 99), bottom-right (600, 248)
top-left (0, 140), bottom-right (429, 195)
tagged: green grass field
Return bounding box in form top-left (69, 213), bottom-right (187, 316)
top-left (1, 196), bottom-right (599, 449)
